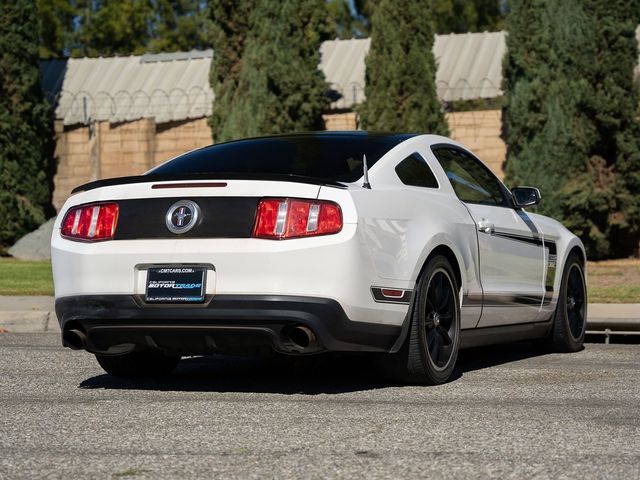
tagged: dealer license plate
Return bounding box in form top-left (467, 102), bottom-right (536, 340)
top-left (145, 267), bottom-right (206, 303)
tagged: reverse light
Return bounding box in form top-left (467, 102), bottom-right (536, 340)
top-left (61, 202), bottom-right (119, 241)
top-left (253, 198), bottom-right (342, 239)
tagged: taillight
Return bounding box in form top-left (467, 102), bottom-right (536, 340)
top-left (61, 202), bottom-right (119, 241)
top-left (253, 198), bottom-right (342, 239)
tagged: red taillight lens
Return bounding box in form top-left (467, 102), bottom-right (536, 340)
top-left (61, 202), bottom-right (119, 241)
top-left (253, 198), bottom-right (342, 239)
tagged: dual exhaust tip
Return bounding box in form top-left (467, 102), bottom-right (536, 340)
top-left (63, 328), bottom-right (87, 350)
top-left (282, 325), bottom-right (317, 351)
top-left (64, 324), bottom-right (319, 353)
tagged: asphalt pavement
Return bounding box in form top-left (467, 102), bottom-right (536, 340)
top-left (1, 333), bottom-right (639, 479)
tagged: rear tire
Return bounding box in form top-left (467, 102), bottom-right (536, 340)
top-left (550, 253), bottom-right (587, 352)
top-left (95, 351), bottom-right (181, 378)
top-left (384, 255), bottom-right (461, 385)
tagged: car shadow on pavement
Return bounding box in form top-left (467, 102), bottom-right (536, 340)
top-left (78, 342), bottom-right (551, 394)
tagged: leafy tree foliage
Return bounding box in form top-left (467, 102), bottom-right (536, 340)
top-left (0, 0), bottom-right (54, 248)
top-left (71, 0), bottom-right (154, 56)
top-left (147, 0), bottom-right (208, 53)
top-left (209, 0), bottom-right (330, 142)
top-left (502, 0), bottom-right (640, 258)
top-left (207, 0), bottom-right (255, 142)
top-left (432, 0), bottom-right (506, 34)
top-left (37, 0), bottom-right (208, 57)
top-left (37, 0), bottom-right (76, 58)
top-left (327, 0), bottom-right (370, 39)
top-left (358, 0), bottom-right (447, 134)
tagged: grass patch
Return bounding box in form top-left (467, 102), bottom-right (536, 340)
top-left (0, 258), bottom-right (53, 296)
top-left (587, 258), bottom-right (640, 303)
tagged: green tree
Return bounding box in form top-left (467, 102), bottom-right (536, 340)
top-left (358, 0), bottom-right (447, 134)
top-left (147, 0), bottom-right (208, 53)
top-left (0, 0), bottom-right (54, 249)
top-left (71, 0), bottom-right (154, 57)
top-left (328, 0), bottom-right (370, 39)
top-left (502, 0), bottom-right (640, 258)
top-left (562, 0), bottom-right (640, 257)
top-left (210, 0), bottom-right (330, 142)
top-left (432, 0), bottom-right (506, 34)
top-left (37, 0), bottom-right (77, 58)
top-left (207, 0), bottom-right (256, 142)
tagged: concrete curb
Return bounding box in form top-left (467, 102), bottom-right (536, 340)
top-left (0, 311), bottom-right (59, 333)
top-left (0, 297), bottom-right (638, 334)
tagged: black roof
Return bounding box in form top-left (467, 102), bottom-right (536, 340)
top-left (73, 132), bottom-right (417, 193)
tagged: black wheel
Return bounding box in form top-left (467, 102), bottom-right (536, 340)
top-left (385, 255), bottom-right (461, 385)
top-left (550, 254), bottom-right (587, 352)
top-left (95, 350), bottom-right (181, 378)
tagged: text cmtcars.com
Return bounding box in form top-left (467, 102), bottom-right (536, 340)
top-left (51, 132), bottom-right (587, 384)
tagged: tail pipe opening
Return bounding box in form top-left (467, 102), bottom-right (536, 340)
top-left (283, 325), bottom-right (317, 351)
top-left (63, 328), bottom-right (87, 350)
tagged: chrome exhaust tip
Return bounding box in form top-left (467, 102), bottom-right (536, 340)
top-left (63, 328), bottom-right (87, 350)
top-left (284, 325), bottom-right (317, 350)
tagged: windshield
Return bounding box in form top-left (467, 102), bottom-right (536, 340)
top-left (149, 133), bottom-right (416, 183)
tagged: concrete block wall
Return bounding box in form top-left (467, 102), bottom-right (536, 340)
top-left (154, 118), bottom-right (213, 167)
top-left (52, 110), bottom-right (507, 210)
top-left (323, 112), bottom-right (358, 131)
top-left (53, 118), bottom-right (214, 210)
top-left (52, 122), bottom-right (92, 209)
top-left (445, 109), bottom-right (506, 178)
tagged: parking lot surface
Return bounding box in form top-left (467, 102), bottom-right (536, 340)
top-left (1, 333), bottom-right (639, 479)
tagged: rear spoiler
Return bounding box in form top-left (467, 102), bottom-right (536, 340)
top-left (71, 173), bottom-right (349, 194)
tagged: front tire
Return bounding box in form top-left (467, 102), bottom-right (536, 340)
top-left (550, 254), bottom-right (587, 352)
top-left (386, 255), bottom-right (461, 385)
top-left (95, 351), bottom-right (181, 378)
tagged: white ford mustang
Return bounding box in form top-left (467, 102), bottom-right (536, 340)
top-left (51, 132), bottom-right (587, 384)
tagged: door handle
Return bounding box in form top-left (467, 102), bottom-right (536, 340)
top-left (478, 220), bottom-right (494, 234)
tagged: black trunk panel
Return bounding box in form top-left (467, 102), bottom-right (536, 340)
top-left (114, 197), bottom-right (260, 240)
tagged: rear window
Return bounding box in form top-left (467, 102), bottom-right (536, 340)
top-left (150, 133), bottom-right (416, 183)
top-left (395, 153), bottom-right (439, 188)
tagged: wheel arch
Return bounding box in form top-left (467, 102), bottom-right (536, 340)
top-left (421, 244), bottom-right (462, 292)
top-left (390, 242), bottom-right (464, 353)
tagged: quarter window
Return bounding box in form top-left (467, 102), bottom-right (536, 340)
top-left (432, 148), bottom-right (506, 206)
top-left (395, 153), bottom-right (439, 188)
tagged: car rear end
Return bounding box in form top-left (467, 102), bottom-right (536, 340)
top-left (52, 133), bottom-right (414, 358)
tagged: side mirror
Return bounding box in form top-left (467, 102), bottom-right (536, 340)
top-left (511, 186), bottom-right (541, 208)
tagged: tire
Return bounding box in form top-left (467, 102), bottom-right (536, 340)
top-left (384, 255), bottom-right (461, 385)
top-left (95, 350), bottom-right (181, 378)
top-left (550, 253), bottom-right (587, 352)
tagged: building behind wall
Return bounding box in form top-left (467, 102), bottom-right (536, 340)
top-left (42, 33), bottom-right (512, 211)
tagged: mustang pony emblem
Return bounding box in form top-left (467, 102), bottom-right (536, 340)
top-left (165, 200), bottom-right (200, 234)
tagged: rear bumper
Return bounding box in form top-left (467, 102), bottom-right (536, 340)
top-left (56, 294), bottom-right (402, 355)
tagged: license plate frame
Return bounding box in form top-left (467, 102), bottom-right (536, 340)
top-left (145, 266), bottom-right (206, 303)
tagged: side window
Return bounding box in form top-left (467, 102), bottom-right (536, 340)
top-left (395, 153), bottom-right (439, 188)
top-left (432, 147), bottom-right (506, 206)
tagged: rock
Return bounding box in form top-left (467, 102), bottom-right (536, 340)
top-left (8, 218), bottom-right (56, 261)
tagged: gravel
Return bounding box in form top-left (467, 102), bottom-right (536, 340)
top-left (1, 334), bottom-right (639, 479)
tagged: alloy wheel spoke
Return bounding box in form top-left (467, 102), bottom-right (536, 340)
top-left (438, 284), bottom-right (451, 312)
top-left (439, 341), bottom-right (453, 364)
top-left (433, 274), bottom-right (443, 308)
top-left (436, 325), bottom-right (452, 345)
top-left (426, 328), bottom-right (437, 351)
top-left (429, 332), bottom-right (441, 364)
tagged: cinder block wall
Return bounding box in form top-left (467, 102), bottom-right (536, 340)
top-left (445, 109), bottom-right (506, 178)
top-left (323, 112), bottom-right (358, 131)
top-left (52, 111), bottom-right (507, 210)
top-left (154, 118), bottom-right (212, 167)
top-left (53, 118), bottom-right (215, 210)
